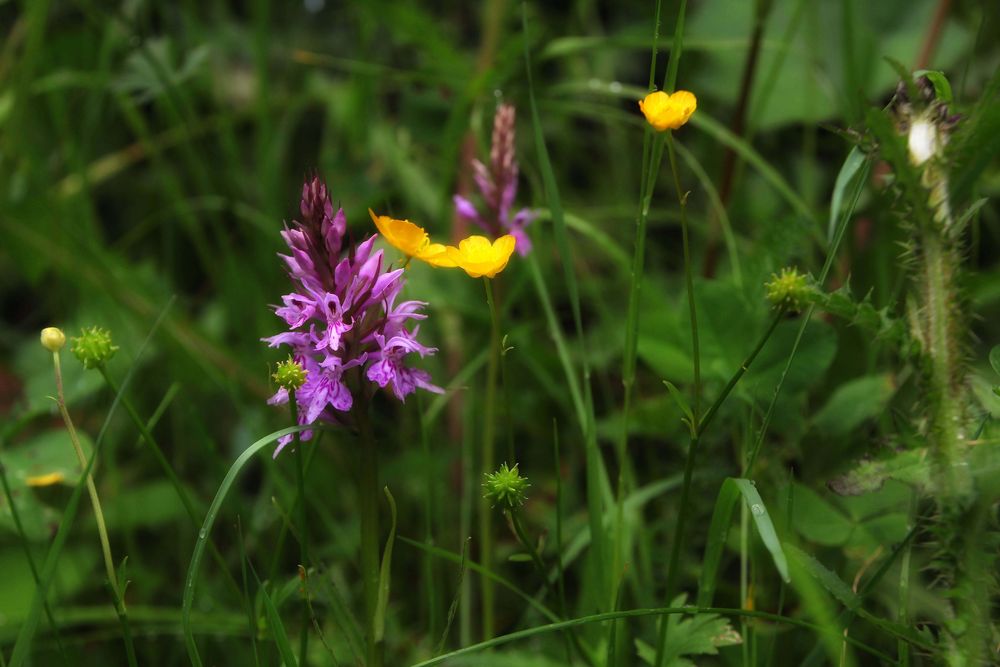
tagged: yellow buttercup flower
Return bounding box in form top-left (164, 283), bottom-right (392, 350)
top-left (445, 235), bottom-right (517, 279)
top-left (369, 209), bottom-right (458, 267)
top-left (638, 90), bottom-right (697, 131)
top-left (369, 209), bottom-right (429, 258)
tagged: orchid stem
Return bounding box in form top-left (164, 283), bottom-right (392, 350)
top-left (291, 391), bottom-right (310, 666)
top-left (354, 393), bottom-right (383, 667)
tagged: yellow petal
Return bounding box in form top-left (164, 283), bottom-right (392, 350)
top-left (447, 234), bottom-right (517, 278)
top-left (26, 472), bottom-right (65, 487)
top-left (638, 89), bottom-right (697, 131)
top-left (417, 242), bottom-right (458, 268)
top-left (369, 208), bottom-right (429, 257)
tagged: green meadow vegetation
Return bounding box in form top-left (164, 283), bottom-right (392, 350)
top-left (2, 0), bottom-right (999, 665)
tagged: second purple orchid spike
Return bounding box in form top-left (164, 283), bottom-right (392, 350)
top-left (454, 103), bottom-right (536, 256)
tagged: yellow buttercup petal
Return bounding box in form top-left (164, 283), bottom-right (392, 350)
top-left (26, 472), bottom-right (65, 487)
top-left (446, 234), bottom-right (517, 278)
top-left (417, 242), bottom-right (458, 268)
top-left (638, 90), bottom-right (697, 131)
top-left (369, 208), bottom-right (430, 257)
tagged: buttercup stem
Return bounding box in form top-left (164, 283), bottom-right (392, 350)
top-left (666, 132), bottom-right (701, 421)
top-left (51, 353), bottom-right (137, 667)
top-left (52, 353), bottom-right (119, 599)
top-left (478, 276), bottom-right (501, 639)
top-left (508, 508), bottom-right (546, 580)
top-left (354, 392), bottom-right (383, 667)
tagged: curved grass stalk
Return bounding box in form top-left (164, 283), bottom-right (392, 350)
top-left (408, 606), bottom-right (904, 667)
top-left (181, 424), bottom-right (327, 667)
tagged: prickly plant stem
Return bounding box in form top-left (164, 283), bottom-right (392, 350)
top-left (354, 393), bottom-right (383, 667)
top-left (52, 353), bottom-right (137, 667)
top-left (479, 277), bottom-right (501, 639)
top-left (921, 232), bottom-right (963, 495)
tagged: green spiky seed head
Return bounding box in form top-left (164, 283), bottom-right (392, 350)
top-left (272, 357), bottom-right (307, 391)
top-left (70, 327), bottom-right (119, 369)
top-left (483, 462), bottom-right (529, 509)
top-left (765, 267), bottom-right (812, 311)
top-left (40, 327), bottom-right (66, 352)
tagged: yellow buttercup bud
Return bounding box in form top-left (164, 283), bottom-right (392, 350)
top-left (638, 90), bottom-right (697, 131)
top-left (40, 327), bottom-right (66, 352)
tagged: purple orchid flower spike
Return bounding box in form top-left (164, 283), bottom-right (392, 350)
top-left (454, 103), bottom-right (536, 256)
top-left (263, 175), bottom-right (443, 457)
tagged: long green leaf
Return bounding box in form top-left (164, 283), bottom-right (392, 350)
top-left (374, 487), bottom-right (398, 642)
top-left (696, 476), bottom-right (790, 612)
top-left (249, 566), bottom-right (298, 667)
top-left (828, 146), bottom-right (866, 243)
top-left (696, 479), bottom-right (742, 607)
top-left (732, 479), bottom-right (790, 583)
top-left (182, 423), bottom-right (327, 667)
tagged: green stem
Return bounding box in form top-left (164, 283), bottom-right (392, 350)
top-left (920, 231), bottom-right (964, 497)
top-left (897, 491), bottom-right (915, 666)
top-left (652, 245), bottom-right (786, 667)
top-left (417, 393), bottom-right (440, 639)
top-left (705, 310), bottom-right (784, 442)
top-left (479, 277), bottom-right (501, 639)
top-left (52, 352), bottom-right (136, 667)
top-left (354, 394), bottom-right (383, 667)
top-left (666, 133), bottom-right (701, 421)
top-left (508, 509), bottom-right (547, 581)
top-left (291, 392), bottom-right (310, 666)
top-left (509, 508), bottom-right (592, 667)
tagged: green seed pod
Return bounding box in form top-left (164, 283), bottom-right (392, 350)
top-left (272, 357), bottom-right (307, 391)
top-left (765, 267), bottom-right (813, 311)
top-left (70, 327), bottom-right (119, 369)
top-left (482, 462), bottom-right (530, 510)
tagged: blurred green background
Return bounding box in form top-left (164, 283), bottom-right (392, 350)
top-left (1, 0), bottom-right (998, 664)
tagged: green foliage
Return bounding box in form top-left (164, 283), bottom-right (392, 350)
top-left (635, 596), bottom-right (741, 666)
top-left (2, 0), bottom-right (998, 664)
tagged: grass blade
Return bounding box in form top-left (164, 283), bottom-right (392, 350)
top-left (182, 423), bottom-right (326, 667)
top-left (732, 479), bottom-right (790, 584)
top-left (522, 2), bottom-right (609, 607)
top-left (828, 146), bottom-right (867, 243)
top-left (374, 487), bottom-right (398, 642)
top-left (248, 563), bottom-right (298, 667)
